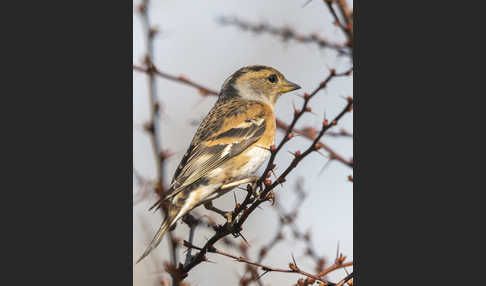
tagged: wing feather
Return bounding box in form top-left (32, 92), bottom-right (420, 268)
top-left (163, 100), bottom-right (268, 200)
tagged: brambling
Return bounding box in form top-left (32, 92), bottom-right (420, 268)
top-left (137, 65), bottom-right (300, 263)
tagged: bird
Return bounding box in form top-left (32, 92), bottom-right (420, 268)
top-left (137, 65), bottom-right (300, 263)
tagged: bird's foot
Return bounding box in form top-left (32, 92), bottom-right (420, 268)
top-left (224, 211), bottom-right (234, 225)
top-left (249, 179), bottom-right (264, 200)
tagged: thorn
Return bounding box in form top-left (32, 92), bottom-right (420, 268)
top-left (336, 241), bottom-right (340, 262)
top-left (287, 133), bottom-right (294, 140)
top-left (302, 0), bottom-right (313, 8)
top-left (316, 150), bottom-right (329, 159)
top-left (270, 169), bottom-right (278, 179)
top-left (319, 159), bottom-right (333, 175)
top-left (256, 270), bottom-right (270, 281)
top-left (237, 231), bottom-right (250, 246)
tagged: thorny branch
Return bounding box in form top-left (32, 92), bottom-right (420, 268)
top-left (324, 0), bottom-right (353, 48)
top-left (183, 241), bottom-right (342, 286)
top-left (336, 272), bottom-right (354, 286)
top-left (244, 180), bottom-right (336, 285)
top-left (218, 16), bottom-right (350, 56)
top-left (133, 65), bottom-right (217, 97)
top-left (136, 0), bottom-right (179, 284)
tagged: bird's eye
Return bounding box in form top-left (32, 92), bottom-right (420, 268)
top-left (267, 74), bottom-right (278, 83)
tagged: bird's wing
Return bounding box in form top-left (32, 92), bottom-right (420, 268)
top-left (164, 100), bottom-right (268, 200)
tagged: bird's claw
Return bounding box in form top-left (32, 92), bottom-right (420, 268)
top-left (225, 211), bottom-right (234, 225)
top-left (250, 180), bottom-right (264, 200)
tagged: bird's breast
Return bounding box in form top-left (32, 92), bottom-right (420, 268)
top-left (235, 146), bottom-right (271, 178)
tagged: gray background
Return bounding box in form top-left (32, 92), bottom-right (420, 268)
top-left (133, 0), bottom-right (353, 285)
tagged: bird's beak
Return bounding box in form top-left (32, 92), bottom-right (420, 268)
top-left (280, 79), bottom-right (301, 93)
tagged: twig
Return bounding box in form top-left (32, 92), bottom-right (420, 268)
top-left (316, 261), bottom-right (353, 277)
top-left (218, 16), bottom-right (350, 56)
top-left (183, 241), bottom-right (338, 286)
top-left (324, 0), bottom-right (353, 48)
top-left (181, 214), bottom-right (199, 267)
top-left (336, 271), bottom-right (354, 286)
top-left (138, 0), bottom-right (164, 182)
top-left (133, 65), bottom-right (218, 96)
top-left (137, 1), bottom-right (179, 284)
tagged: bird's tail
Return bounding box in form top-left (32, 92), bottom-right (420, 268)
top-left (137, 188), bottom-right (193, 263)
top-left (136, 215), bottom-right (173, 264)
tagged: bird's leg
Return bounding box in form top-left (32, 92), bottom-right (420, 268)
top-left (222, 176), bottom-right (262, 202)
top-left (220, 176), bottom-right (259, 190)
top-left (204, 201), bottom-right (233, 224)
top-left (205, 177), bottom-right (260, 224)
top-left (250, 178), bottom-right (264, 200)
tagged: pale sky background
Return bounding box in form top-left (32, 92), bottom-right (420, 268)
top-left (133, 0), bottom-right (353, 285)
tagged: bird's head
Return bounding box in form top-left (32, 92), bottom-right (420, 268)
top-left (219, 65), bottom-right (301, 105)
